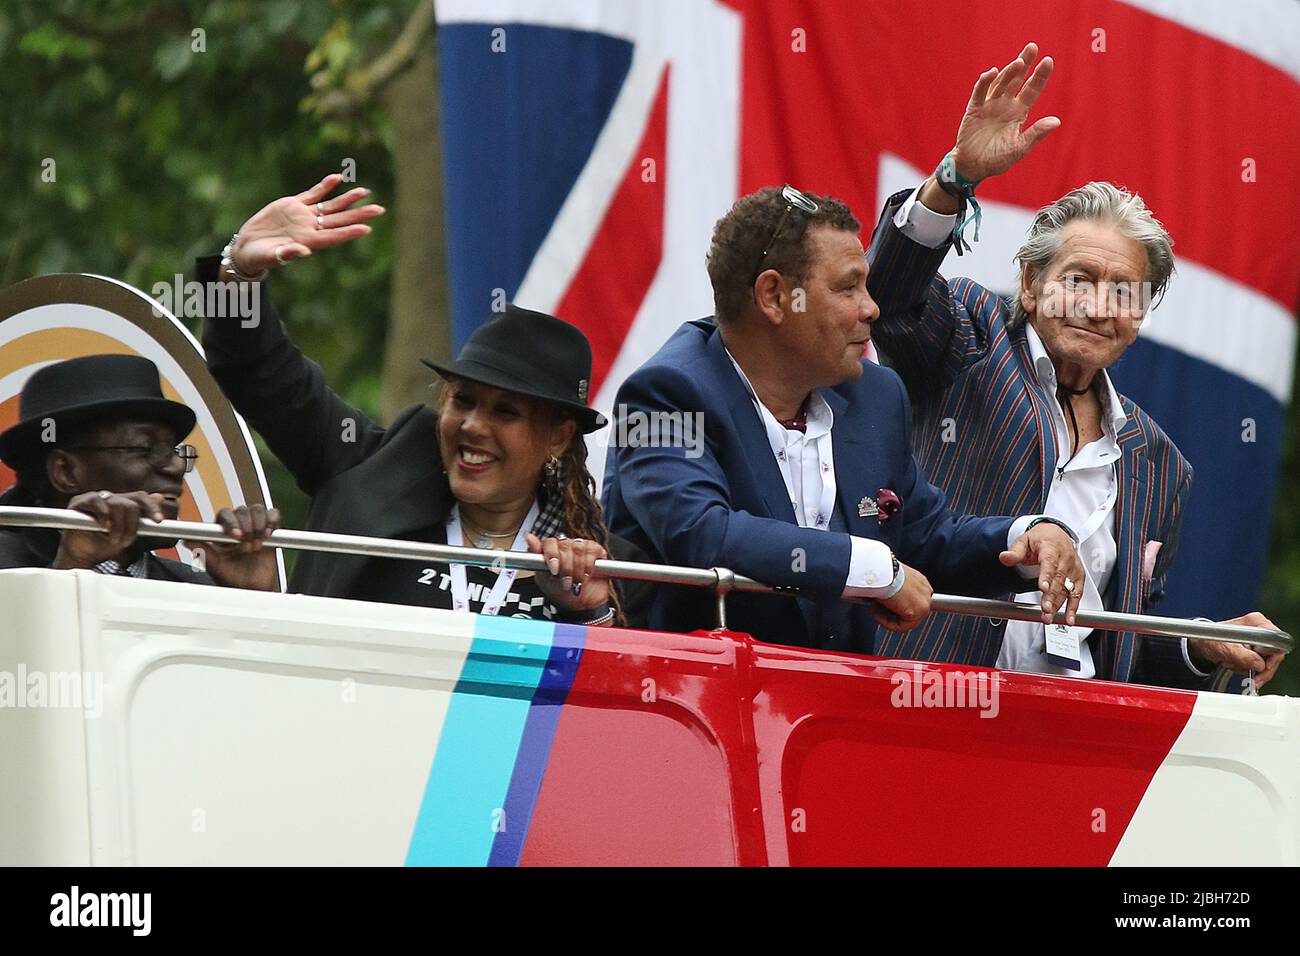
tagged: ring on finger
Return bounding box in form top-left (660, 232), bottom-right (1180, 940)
top-left (315, 213), bottom-right (324, 228)
top-left (1063, 577), bottom-right (1076, 595)
top-left (274, 245), bottom-right (288, 266)
top-left (98, 490), bottom-right (112, 500)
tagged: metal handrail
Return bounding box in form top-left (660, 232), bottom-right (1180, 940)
top-left (0, 505), bottom-right (1290, 654)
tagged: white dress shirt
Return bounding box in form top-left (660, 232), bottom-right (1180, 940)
top-left (724, 349), bottom-right (903, 598)
top-left (895, 185), bottom-right (1204, 678)
top-left (998, 325), bottom-right (1123, 678)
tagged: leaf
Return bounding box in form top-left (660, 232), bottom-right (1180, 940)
top-left (153, 36), bottom-right (195, 81)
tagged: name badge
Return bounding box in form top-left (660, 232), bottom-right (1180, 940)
top-left (1045, 624), bottom-right (1083, 671)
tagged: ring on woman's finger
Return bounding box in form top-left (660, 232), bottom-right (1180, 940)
top-left (98, 490), bottom-right (112, 500)
top-left (315, 213), bottom-right (324, 229)
top-left (274, 245), bottom-right (288, 266)
top-left (315, 202), bottom-right (324, 216)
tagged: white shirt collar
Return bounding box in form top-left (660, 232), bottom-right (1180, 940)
top-left (724, 346), bottom-right (833, 436)
top-left (1024, 322), bottom-right (1127, 437)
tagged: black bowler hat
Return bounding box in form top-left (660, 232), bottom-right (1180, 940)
top-left (0, 354), bottom-right (196, 468)
top-left (422, 304), bottom-right (608, 433)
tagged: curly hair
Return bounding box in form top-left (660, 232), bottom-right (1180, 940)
top-left (706, 186), bottom-right (861, 325)
top-left (435, 379), bottom-right (625, 625)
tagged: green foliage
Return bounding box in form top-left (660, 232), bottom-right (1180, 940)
top-left (1259, 337), bottom-right (1300, 695)
top-left (0, 0), bottom-right (420, 538)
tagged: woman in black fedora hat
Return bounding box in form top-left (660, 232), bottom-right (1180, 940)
top-left (193, 175), bottom-right (648, 626)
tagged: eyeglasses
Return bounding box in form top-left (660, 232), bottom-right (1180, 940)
top-left (65, 442), bottom-right (199, 474)
top-left (752, 184), bottom-right (820, 283)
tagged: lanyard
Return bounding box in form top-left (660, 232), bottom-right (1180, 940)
top-left (445, 500), bottom-right (539, 616)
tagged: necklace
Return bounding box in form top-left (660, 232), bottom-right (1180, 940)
top-left (1055, 381), bottom-right (1094, 479)
top-left (460, 514), bottom-right (524, 550)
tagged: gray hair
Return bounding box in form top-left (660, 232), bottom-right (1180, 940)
top-left (1008, 181), bottom-right (1175, 330)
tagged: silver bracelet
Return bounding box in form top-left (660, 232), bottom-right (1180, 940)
top-left (220, 233), bottom-right (269, 282)
top-left (568, 605), bottom-right (615, 627)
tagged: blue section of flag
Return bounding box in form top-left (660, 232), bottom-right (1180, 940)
top-left (487, 623), bottom-right (588, 866)
top-left (405, 615), bottom-right (556, 866)
top-left (1110, 340), bottom-right (1284, 622)
top-left (439, 24), bottom-right (633, 348)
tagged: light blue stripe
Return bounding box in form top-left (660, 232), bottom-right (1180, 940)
top-left (405, 615), bottom-right (555, 866)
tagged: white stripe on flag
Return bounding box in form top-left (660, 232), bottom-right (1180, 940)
top-left (1121, 0), bottom-right (1300, 83)
top-left (435, 0), bottom-right (663, 41)
top-left (513, 46), bottom-right (667, 313)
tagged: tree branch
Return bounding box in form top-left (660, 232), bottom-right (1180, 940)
top-left (313, 0), bottom-right (437, 116)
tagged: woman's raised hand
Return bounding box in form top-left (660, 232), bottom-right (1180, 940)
top-left (229, 173), bottom-right (386, 276)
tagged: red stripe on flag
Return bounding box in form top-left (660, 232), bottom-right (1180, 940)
top-left (736, 0), bottom-right (1300, 312)
top-left (556, 66), bottom-right (670, 396)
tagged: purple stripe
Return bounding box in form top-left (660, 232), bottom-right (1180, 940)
top-left (486, 623), bottom-right (588, 866)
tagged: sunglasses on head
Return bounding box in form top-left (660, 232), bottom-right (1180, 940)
top-left (751, 184), bottom-right (820, 283)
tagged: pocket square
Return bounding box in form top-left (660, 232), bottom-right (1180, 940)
top-left (1141, 540), bottom-right (1162, 583)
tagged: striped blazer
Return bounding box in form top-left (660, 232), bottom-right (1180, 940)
top-left (865, 190), bottom-right (1200, 688)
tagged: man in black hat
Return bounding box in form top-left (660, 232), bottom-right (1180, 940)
top-left (0, 354), bottom-right (279, 589)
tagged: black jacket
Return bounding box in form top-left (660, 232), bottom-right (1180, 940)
top-left (196, 256), bottom-right (651, 624)
top-left (0, 485), bottom-right (213, 584)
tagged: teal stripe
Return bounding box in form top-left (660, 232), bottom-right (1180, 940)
top-left (405, 615), bottom-right (556, 866)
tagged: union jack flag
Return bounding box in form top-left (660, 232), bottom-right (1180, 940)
top-left (433, 0), bottom-right (1300, 624)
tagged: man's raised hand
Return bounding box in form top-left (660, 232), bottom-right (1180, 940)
top-left (952, 42), bottom-right (1061, 184)
top-left (227, 173), bottom-right (386, 277)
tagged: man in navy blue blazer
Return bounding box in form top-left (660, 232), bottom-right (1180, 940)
top-left (602, 183), bottom-right (1085, 653)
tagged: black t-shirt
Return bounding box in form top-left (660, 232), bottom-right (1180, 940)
top-left (350, 525), bottom-right (559, 621)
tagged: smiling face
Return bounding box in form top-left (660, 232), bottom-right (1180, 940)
top-left (437, 379), bottom-right (575, 509)
top-left (780, 224), bottom-right (880, 388)
top-left (1021, 219), bottom-right (1149, 376)
top-left (49, 419), bottom-right (186, 518)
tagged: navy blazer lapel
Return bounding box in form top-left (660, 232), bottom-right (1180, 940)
top-left (704, 329), bottom-right (797, 523)
top-left (825, 388), bottom-right (878, 540)
top-left (702, 327), bottom-right (829, 644)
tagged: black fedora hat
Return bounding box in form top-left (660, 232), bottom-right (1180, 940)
top-left (422, 304), bottom-right (607, 433)
top-left (0, 354), bottom-right (196, 468)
